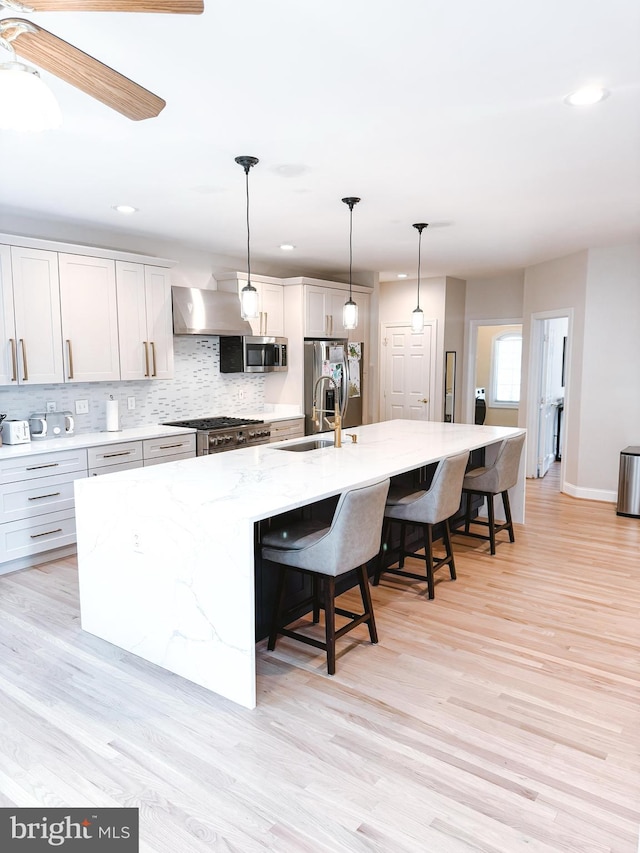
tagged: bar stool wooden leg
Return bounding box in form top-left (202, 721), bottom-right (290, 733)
top-left (502, 490), bottom-right (515, 542)
top-left (357, 564), bottom-right (378, 644)
top-left (312, 575), bottom-right (320, 623)
top-left (324, 576), bottom-right (337, 676)
top-left (443, 518), bottom-right (456, 580)
top-left (487, 493), bottom-right (496, 555)
top-left (423, 523), bottom-right (435, 600)
top-left (465, 491), bottom-right (472, 533)
top-left (398, 522), bottom-right (407, 568)
top-left (268, 566), bottom-right (287, 651)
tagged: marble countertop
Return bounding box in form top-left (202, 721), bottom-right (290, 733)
top-left (76, 420), bottom-right (524, 523)
top-left (0, 425), bottom-right (196, 460)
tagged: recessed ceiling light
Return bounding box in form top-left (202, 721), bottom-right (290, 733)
top-left (113, 204), bottom-right (138, 215)
top-left (279, 243), bottom-right (295, 251)
top-left (564, 85), bottom-right (609, 106)
top-left (397, 273), bottom-right (408, 279)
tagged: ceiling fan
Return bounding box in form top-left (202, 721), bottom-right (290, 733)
top-left (0, 1), bottom-right (204, 121)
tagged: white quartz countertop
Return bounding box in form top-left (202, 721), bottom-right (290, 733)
top-left (0, 425), bottom-right (196, 460)
top-left (75, 420), bottom-right (524, 523)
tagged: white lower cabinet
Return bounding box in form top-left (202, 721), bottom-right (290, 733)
top-left (269, 417), bottom-right (305, 443)
top-left (0, 432), bottom-right (196, 569)
top-left (142, 434), bottom-right (196, 463)
top-left (0, 448), bottom-right (87, 564)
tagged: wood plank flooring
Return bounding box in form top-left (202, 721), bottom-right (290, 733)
top-left (0, 464), bottom-right (638, 852)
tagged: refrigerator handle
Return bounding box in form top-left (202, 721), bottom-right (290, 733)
top-left (340, 350), bottom-right (349, 419)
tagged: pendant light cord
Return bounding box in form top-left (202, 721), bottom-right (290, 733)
top-left (244, 168), bottom-right (251, 285)
top-left (348, 206), bottom-right (353, 300)
top-left (413, 222), bottom-right (428, 310)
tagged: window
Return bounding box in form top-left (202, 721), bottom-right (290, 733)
top-left (490, 332), bottom-right (522, 407)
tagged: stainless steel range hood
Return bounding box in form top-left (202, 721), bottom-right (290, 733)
top-left (172, 286), bottom-right (253, 336)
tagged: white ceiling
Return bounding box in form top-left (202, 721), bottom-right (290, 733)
top-left (1, 0), bottom-right (639, 282)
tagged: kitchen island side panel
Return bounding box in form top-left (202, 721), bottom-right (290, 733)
top-left (75, 473), bottom-right (257, 708)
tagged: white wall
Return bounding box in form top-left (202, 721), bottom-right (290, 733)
top-left (443, 278), bottom-right (466, 423)
top-left (579, 243), bottom-right (640, 495)
top-left (521, 251), bottom-right (588, 489)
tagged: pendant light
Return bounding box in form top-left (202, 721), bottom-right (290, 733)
top-left (235, 155), bottom-right (260, 320)
top-left (411, 223), bottom-right (429, 334)
top-left (341, 196), bottom-right (360, 330)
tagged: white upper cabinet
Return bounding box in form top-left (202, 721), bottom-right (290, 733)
top-left (58, 253), bottom-right (120, 382)
top-left (218, 273), bottom-right (285, 337)
top-left (304, 284), bottom-right (368, 342)
top-left (1, 245), bottom-right (64, 385)
top-left (116, 262), bottom-right (174, 380)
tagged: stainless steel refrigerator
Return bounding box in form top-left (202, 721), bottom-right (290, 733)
top-left (304, 339), bottom-right (364, 435)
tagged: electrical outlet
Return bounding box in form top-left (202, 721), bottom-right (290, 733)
top-left (75, 399), bottom-right (89, 415)
top-left (46, 401), bottom-right (57, 412)
top-left (127, 396), bottom-right (136, 411)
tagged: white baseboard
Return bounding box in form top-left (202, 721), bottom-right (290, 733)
top-left (0, 545), bottom-right (77, 577)
top-left (562, 482), bottom-right (617, 504)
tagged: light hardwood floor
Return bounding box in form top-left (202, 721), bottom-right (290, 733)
top-left (0, 465), bottom-right (638, 852)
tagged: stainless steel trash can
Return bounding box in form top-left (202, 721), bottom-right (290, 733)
top-left (617, 447), bottom-right (640, 517)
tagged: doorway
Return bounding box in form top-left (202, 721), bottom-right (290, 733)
top-left (464, 318), bottom-right (523, 426)
top-left (379, 321), bottom-right (437, 421)
top-left (526, 311), bottom-right (571, 482)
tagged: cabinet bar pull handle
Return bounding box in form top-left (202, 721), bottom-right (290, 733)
top-left (151, 341), bottom-right (157, 377)
top-left (26, 462), bottom-right (59, 471)
top-left (30, 528), bottom-right (63, 539)
top-left (144, 341), bottom-right (150, 377)
top-left (9, 338), bottom-right (17, 381)
top-left (28, 492), bottom-right (61, 501)
top-left (19, 338), bottom-right (28, 381)
top-left (158, 443), bottom-right (183, 449)
top-left (263, 312), bottom-right (268, 334)
top-left (66, 339), bottom-right (74, 380)
top-left (103, 450), bottom-right (132, 459)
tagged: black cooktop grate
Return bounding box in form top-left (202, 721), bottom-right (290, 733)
top-left (163, 416), bottom-right (264, 431)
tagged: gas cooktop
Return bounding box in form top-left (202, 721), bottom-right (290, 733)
top-left (163, 416), bottom-right (264, 431)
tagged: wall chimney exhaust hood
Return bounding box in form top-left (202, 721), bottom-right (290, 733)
top-left (172, 286), bottom-right (253, 336)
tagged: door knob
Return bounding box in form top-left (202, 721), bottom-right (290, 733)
top-left (420, 398), bottom-right (429, 403)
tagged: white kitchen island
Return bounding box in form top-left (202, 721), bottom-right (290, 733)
top-left (75, 420), bottom-right (525, 709)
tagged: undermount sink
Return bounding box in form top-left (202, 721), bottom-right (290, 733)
top-left (274, 438), bottom-right (334, 452)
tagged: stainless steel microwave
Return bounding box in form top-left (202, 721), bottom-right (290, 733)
top-left (219, 335), bottom-right (288, 373)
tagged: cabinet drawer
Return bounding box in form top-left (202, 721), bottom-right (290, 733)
top-left (0, 510), bottom-right (76, 563)
top-left (0, 470), bottom-right (87, 523)
top-left (88, 460), bottom-right (143, 477)
top-left (143, 434), bottom-right (196, 461)
top-left (87, 441), bottom-right (143, 469)
top-left (143, 450), bottom-right (195, 467)
top-left (270, 419), bottom-right (305, 442)
top-left (0, 448), bottom-right (88, 484)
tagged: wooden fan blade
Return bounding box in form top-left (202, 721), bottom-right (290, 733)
top-left (13, 1), bottom-right (203, 13)
top-left (6, 19), bottom-right (165, 120)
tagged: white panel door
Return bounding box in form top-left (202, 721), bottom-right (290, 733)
top-left (116, 261), bottom-right (148, 380)
top-left (59, 253), bottom-right (119, 382)
top-left (10, 246), bottom-right (64, 385)
top-left (382, 322), bottom-right (434, 421)
top-left (144, 266), bottom-right (174, 379)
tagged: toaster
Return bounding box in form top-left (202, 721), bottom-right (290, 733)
top-left (2, 419), bottom-right (31, 444)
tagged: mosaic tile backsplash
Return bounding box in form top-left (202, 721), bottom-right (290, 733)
top-left (0, 337), bottom-right (266, 433)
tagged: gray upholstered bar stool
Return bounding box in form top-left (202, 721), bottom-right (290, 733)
top-left (458, 431), bottom-right (525, 555)
top-left (373, 451), bottom-right (469, 600)
top-left (261, 478), bottom-right (390, 675)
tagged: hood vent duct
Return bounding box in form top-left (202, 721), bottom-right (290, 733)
top-left (172, 286), bottom-right (253, 336)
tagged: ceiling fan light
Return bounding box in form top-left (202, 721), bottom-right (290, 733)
top-left (343, 298), bottom-right (358, 330)
top-left (0, 61), bottom-right (62, 132)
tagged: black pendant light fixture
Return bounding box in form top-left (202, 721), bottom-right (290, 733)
top-left (235, 155), bottom-right (260, 320)
top-left (341, 196), bottom-right (360, 330)
top-left (411, 222), bottom-right (429, 334)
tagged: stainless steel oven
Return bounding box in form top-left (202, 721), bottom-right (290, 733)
top-left (162, 417), bottom-right (272, 456)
